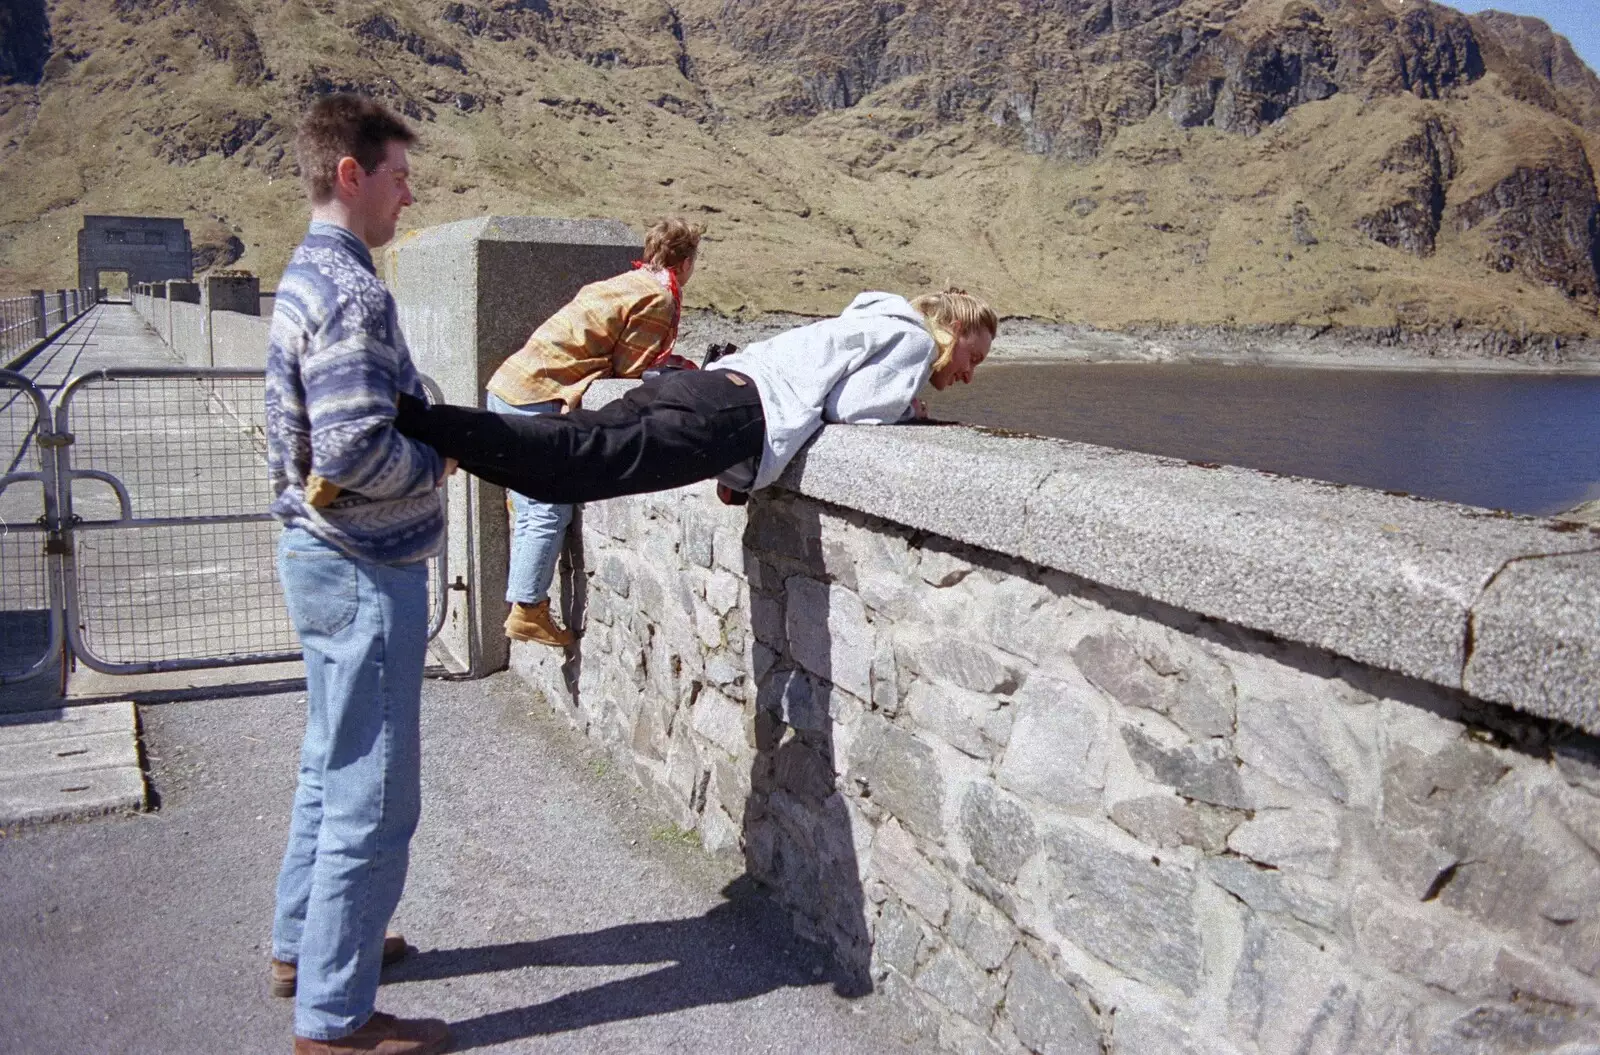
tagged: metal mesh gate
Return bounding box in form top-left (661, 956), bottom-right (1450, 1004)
top-left (0, 367), bottom-right (448, 680)
top-left (0, 370), bottom-right (60, 682)
top-left (58, 370), bottom-right (297, 669)
top-left (56, 368), bottom-right (447, 674)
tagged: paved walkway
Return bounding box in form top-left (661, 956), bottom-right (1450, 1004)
top-left (0, 672), bottom-right (918, 1053)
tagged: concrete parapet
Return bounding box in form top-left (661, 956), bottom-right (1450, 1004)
top-left (164, 280), bottom-right (197, 303)
top-left (513, 377), bottom-right (1600, 1054)
top-left (385, 216), bottom-right (642, 676)
top-left (168, 301), bottom-right (208, 367)
top-left (210, 311), bottom-right (270, 370)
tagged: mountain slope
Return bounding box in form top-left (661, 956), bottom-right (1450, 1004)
top-left (0, 0), bottom-right (1596, 337)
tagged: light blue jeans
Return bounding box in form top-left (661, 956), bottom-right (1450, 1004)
top-left (487, 392), bottom-right (573, 605)
top-left (272, 527), bottom-right (429, 1041)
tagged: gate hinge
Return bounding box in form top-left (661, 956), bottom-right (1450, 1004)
top-left (36, 431), bottom-right (73, 449)
top-left (44, 537), bottom-right (71, 556)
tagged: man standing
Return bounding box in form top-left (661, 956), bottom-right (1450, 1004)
top-left (264, 94), bottom-right (454, 1055)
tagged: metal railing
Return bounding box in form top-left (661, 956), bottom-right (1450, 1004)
top-left (2, 288), bottom-right (100, 366)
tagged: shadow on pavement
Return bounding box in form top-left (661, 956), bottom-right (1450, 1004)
top-left (391, 876), bottom-right (847, 1050)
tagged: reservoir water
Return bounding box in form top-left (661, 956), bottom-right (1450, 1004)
top-left (925, 363), bottom-right (1600, 517)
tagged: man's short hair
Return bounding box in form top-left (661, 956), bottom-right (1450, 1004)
top-left (642, 217), bottom-right (704, 269)
top-left (294, 94), bottom-right (417, 205)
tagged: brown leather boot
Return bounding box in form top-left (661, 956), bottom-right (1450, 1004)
top-left (292, 1012), bottom-right (450, 1054)
top-left (505, 600), bottom-right (574, 647)
top-left (271, 933), bottom-right (410, 998)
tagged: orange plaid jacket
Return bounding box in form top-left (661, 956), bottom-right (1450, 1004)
top-left (487, 267), bottom-right (679, 409)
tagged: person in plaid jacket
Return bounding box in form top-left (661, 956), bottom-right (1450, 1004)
top-left (486, 218), bottom-right (702, 646)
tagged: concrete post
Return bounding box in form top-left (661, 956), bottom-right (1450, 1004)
top-left (32, 290), bottom-right (46, 339)
top-left (202, 274), bottom-right (261, 368)
top-left (202, 274), bottom-right (260, 315)
top-left (386, 216), bottom-right (642, 677)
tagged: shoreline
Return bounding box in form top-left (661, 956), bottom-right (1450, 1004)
top-left (679, 309), bottom-right (1600, 375)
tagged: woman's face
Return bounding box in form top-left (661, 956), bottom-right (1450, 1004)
top-left (929, 328), bottom-right (992, 390)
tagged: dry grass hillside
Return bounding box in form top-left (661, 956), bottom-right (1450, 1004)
top-left (0, 0), bottom-right (1597, 337)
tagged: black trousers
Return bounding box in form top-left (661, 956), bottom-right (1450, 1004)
top-left (394, 370), bottom-right (766, 504)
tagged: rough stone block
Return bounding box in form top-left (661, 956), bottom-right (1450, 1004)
top-left (938, 1014), bottom-right (1009, 1055)
top-left (699, 803), bottom-right (742, 854)
top-left (773, 732), bottom-right (837, 802)
top-left (1553, 732), bottom-right (1600, 796)
top-left (690, 687), bottom-right (748, 759)
top-left (1120, 725), bottom-right (1250, 808)
top-left (1109, 795), bottom-right (1244, 854)
top-left (1226, 805), bottom-right (1341, 878)
top-left (1381, 739), bottom-right (1509, 832)
top-left (786, 576), bottom-right (874, 700)
top-left (1228, 919), bottom-right (1410, 1054)
top-left (1349, 886), bottom-right (1501, 997)
top-left (848, 716), bottom-right (944, 840)
top-left (902, 634), bottom-right (1023, 695)
top-left (705, 569), bottom-right (742, 615)
top-left (872, 818), bottom-right (952, 926)
top-left (1003, 947), bottom-right (1101, 1055)
top-left (948, 885), bottom-right (1018, 972)
top-left (1113, 991), bottom-right (1246, 1055)
top-left (1433, 776), bottom-right (1600, 977)
top-left (959, 782), bottom-right (1039, 884)
top-left (750, 589), bottom-right (785, 648)
top-left (985, 580), bottom-right (1076, 667)
top-left (915, 946), bottom-right (1003, 1028)
top-left (1204, 857), bottom-right (1342, 932)
top-left (872, 634), bottom-right (901, 715)
top-left (997, 673), bottom-right (1110, 812)
top-left (757, 668), bottom-right (831, 733)
top-left (907, 681), bottom-right (1012, 760)
top-left (874, 897), bottom-right (930, 979)
top-left (1235, 693), bottom-right (1376, 807)
top-left (1041, 821), bottom-right (1202, 995)
top-left (1071, 627), bottom-right (1236, 739)
top-left (1414, 1002), bottom-right (1600, 1055)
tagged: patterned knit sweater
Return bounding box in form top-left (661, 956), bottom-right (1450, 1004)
top-left (265, 221), bottom-right (444, 565)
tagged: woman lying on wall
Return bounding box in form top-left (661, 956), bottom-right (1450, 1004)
top-left (392, 287), bottom-right (996, 524)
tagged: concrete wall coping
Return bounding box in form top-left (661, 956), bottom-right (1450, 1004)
top-left (587, 379), bottom-right (1600, 733)
top-left (396, 215), bottom-right (639, 251)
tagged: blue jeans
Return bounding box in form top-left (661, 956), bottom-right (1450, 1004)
top-left (487, 392), bottom-right (573, 605)
top-left (272, 527), bottom-right (429, 1041)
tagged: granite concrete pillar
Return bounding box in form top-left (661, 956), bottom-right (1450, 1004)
top-left (200, 274), bottom-right (261, 368)
top-left (386, 216), bottom-right (642, 677)
top-left (202, 274), bottom-right (260, 316)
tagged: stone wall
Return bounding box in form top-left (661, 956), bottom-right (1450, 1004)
top-left (514, 382), bottom-right (1600, 1055)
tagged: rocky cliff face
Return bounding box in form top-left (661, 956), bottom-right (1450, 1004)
top-left (1470, 9), bottom-right (1600, 132)
top-left (1, 0), bottom-right (1598, 334)
top-left (0, 0), bottom-right (50, 86)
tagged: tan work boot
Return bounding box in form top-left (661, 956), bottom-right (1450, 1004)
top-left (505, 600), bottom-right (574, 647)
top-left (293, 1012), bottom-right (450, 1054)
top-left (271, 933), bottom-right (410, 998)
